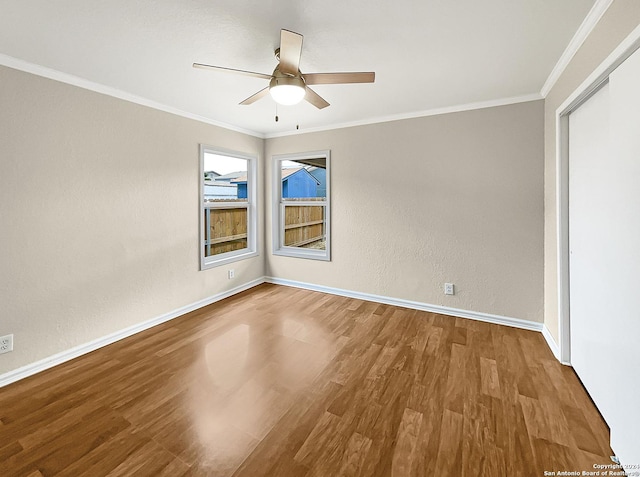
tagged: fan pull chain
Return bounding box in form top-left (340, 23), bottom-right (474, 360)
top-left (275, 104), bottom-right (279, 122)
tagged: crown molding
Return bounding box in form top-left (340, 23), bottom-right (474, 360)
top-left (540, 0), bottom-right (613, 97)
top-left (263, 93), bottom-right (543, 138)
top-left (1, 53), bottom-right (546, 140)
top-left (0, 53), bottom-right (264, 139)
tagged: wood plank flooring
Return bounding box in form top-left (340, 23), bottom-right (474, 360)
top-left (0, 284), bottom-right (614, 476)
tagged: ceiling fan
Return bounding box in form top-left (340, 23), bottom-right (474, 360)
top-left (193, 29), bottom-right (375, 109)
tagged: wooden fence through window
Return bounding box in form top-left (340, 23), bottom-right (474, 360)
top-left (283, 198), bottom-right (326, 249)
top-left (204, 198), bottom-right (326, 255)
top-left (204, 204), bottom-right (248, 257)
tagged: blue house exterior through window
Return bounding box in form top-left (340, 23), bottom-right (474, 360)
top-left (282, 168), bottom-right (319, 198)
top-left (231, 174), bottom-right (248, 198)
top-left (234, 167), bottom-right (320, 199)
top-left (236, 182), bottom-right (248, 199)
top-left (307, 167), bottom-right (326, 198)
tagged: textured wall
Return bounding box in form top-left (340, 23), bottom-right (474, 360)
top-left (0, 65), bottom-right (547, 379)
top-left (265, 100), bottom-right (544, 323)
top-left (0, 66), bottom-right (264, 375)
top-left (543, 0), bottom-right (640, 343)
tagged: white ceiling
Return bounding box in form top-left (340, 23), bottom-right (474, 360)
top-left (0, 0), bottom-right (595, 136)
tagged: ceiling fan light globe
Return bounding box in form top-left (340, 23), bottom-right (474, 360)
top-left (270, 84), bottom-right (306, 105)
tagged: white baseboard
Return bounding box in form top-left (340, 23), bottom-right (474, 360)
top-left (1, 275), bottom-right (560, 388)
top-left (0, 277), bottom-right (265, 388)
top-left (265, 277), bottom-right (543, 333)
top-left (541, 324), bottom-right (566, 364)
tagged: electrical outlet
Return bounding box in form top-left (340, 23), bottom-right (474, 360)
top-left (444, 283), bottom-right (455, 295)
top-left (0, 334), bottom-right (13, 354)
top-left (228, 269), bottom-right (235, 279)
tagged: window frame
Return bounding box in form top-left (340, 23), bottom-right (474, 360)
top-left (272, 150), bottom-right (331, 261)
top-left (199, 145), bottom-right (258, 270)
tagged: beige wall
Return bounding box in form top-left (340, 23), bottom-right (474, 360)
top-left (544, 0), bottom-right (640, 343)
top-left (266, 100), bottom-right (544, 323)
top-left (0, 63), bottom-right (546, 379)
top-left (0, 65), bottom-right (264, 375)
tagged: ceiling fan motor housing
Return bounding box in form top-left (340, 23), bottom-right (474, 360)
top-left (269, 70), bottom-right (305, 89)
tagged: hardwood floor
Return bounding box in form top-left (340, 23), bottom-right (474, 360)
top-left (0, 284), bottom-right (614, 476)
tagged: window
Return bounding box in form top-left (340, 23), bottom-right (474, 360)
top-left (200, 146), bottom-right (257, 269)
top-left (272, 150), bottom-right (330, 261)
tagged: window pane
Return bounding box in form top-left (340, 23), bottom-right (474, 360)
top-left (203, 153), bottom-right (248, 203)
top-left (201, 149), bottom-right (255, 267)
top-left (204, 207), bottom-right (248, 257)
top-left (280, 157), bottom-right (327, 250)
top-left (273, 151), bottom-right (330, 261)
top-left (280, 158), bottom-right (326, 201)
top-left (283, 204), bottom-right (326, 250)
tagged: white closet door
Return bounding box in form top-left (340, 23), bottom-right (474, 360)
top-left (569, 81), bottom-right (613, 422)
top-left (605, 46), bottom-right (640, 466)
top-left (569, 47), bottom-right (640, 466)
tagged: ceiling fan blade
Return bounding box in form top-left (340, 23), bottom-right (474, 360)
top-left (239, 87), bottom-right (270, 105)
top-left (279, 29), bottom-right (303, 75)
top-left (193, 63), bottom-right (272, 80)
top-left (303, 72), bottom-right (375, 85)
top-left (305, 87), bottom-right (330, 109)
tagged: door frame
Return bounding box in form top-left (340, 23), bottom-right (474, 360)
top-left (555, 25), bottom-right (640, 364)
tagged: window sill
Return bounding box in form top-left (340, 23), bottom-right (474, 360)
top-left (201, 249), bottom-right (259, 270)
top-left (273, 247), bottom-right (330, 261)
